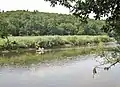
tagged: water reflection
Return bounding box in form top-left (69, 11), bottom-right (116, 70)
top-left (0, 55), bottom-right (120, 87)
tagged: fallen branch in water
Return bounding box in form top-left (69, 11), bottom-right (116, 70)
top-left (93, 58), bottom-right (120, 78)
top-left (103, 59), bottom-right (119, 70)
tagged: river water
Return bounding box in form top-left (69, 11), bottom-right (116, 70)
top-left (0, 54), bottom-right (120, 87)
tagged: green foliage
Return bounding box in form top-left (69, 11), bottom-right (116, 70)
top-left (0, 17), bottom-right (9, 39)
top-left (45, 0), bottom-right (120, 41)
top-left (0, 35), bottom-right (112, 50)
top-left (45, 0), bottom-right (120, 69)
top-left (0, 10), bottom-right (105, 37)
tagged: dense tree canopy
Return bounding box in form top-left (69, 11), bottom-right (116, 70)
top-left (0, 10), bottom-right (105, 37)
top-left (45, 0), bottom-right (120, 40)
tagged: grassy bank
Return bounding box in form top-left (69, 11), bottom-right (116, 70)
top-left (0, 41), bottom-right (116, 66)
top-left (0, 35), bottom-right (113, 50)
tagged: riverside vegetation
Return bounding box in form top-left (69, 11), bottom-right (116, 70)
top-left (0, 35), bottom-right (114, 66)
top-left (0, 35), bottom-right (112, 50)
top-left (0, 10), bottom-right (113, 50)
top-left (0, 10), bottom-right (115, 66)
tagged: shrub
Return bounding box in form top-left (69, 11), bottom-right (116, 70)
top-left (0, 35), bottom-right (112, 50)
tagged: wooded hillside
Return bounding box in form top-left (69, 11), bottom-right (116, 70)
top-left (0, 10), bottom-right (105, 36)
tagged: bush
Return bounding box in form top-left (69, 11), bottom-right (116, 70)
top-left (0, 35), bottom-right (112, 50)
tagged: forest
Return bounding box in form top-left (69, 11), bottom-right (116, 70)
top-left (0, 0), bottom-right (120, 86)
top-left (0, 10), bottom-right (106, 36)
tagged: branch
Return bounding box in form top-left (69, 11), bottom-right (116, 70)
top-left (93, 58), bottom-right (120, 78)
top-left (104, 59), bottom-right (119, 70)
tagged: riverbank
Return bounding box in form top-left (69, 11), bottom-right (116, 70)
top-left (0, 44), bottom-right (116, 67)
top-left (0, 35), bottom-right (115, 66)
top-left (0, 35), bottom-right (113, 50)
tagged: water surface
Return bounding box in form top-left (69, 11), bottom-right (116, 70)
top-left (0, 54), bottom-right (120, 87)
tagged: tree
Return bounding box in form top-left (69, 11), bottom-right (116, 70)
top-left (45, 0), bottom-right (120, 39)
top-left (0, 10), bottom-right (105, 36)
top-left (0, 16), bottom-right (11, 49)
top-left (44, 0), bottom-right (120, 73)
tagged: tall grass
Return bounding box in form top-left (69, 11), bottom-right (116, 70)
top-left (0, 35), bottom-right (113, 50)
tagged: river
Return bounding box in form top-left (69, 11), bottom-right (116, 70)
top-left (0, 54), bottom-right (120, 87)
